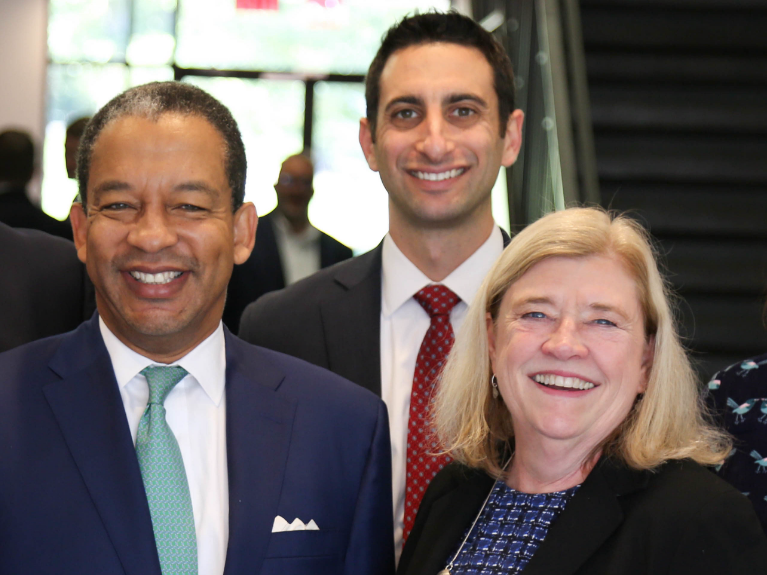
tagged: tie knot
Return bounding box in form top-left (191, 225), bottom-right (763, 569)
top-left (414, 285), bottom-right (461, 318)
top-left (141, 365), bottom-right (189, 406)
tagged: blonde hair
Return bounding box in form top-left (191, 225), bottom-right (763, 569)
top-left (434, 207), bottom-right (731, 477)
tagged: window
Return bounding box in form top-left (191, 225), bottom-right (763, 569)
top-left (43, 0), bottom-right (512, 253)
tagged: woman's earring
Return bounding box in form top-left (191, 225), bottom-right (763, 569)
top-left (491, 374), bottom-right (499, 399)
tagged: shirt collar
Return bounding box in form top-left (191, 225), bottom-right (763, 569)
top-left (381, 226), bottom-right (504, 317)
top-left (99, 316), bottom-right (227, 406)
top-left (271, 210), bottom-right (321, 244)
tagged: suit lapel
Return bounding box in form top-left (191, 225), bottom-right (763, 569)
top-left (317, 230), bottom-right (505, 397)
top-left (523, 459), bottom-right (648, 575)
top-left (319, 245), bottom-right (383, 395)
top-left (399, 470), bottom-right (495, 575)
top-left (44, 318), bottom-right (161, 575)
top-left (223, 333), bottom-right (297, 575)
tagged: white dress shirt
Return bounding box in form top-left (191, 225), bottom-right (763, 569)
top-left (271, 211), bottom-right (322, 285)
top-left (99, 317), bottom-right (229, 575)
top-left (380, 227), bottom-right (504, 559)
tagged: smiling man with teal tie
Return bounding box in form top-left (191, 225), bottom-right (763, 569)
top-left (0, 81), bottom-right (394, 575)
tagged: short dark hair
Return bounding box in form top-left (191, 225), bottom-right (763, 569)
top-left (365, 11), bottom-right (516, 140)
top-left (77, 82), bottom-right (246, 211)
top-left (66, 116), bottom-right (91, 140)
top-left (0, 130), bottom-right (34, 184)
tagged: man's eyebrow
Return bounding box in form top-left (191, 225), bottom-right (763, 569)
top-left (92, 180), bottom-right (132, 196)
top-left (174, 181), bottom-right (218, 197)
top-left (383, 96), bottom-right (424, 114)
top-left (445, 93), bottom-right (489, 108)
top-left (91, 180), bottom-right (220, 198)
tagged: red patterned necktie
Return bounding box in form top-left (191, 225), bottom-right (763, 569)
top-left (402, 284), bottom-right (461, 542)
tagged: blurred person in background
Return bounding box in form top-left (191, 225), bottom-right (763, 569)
top-left (706, 296), bottom-right (767, 534)
top-left (65, 116), bottom-right (91, 179)
top-left (239, 12), bottom-right (525, 559)
top-left (0, 129), bottom-right (72, 239)
top-left (224, 152), bottom-right (352, 332)
top-left (0, 221), bottom-right (92, 352)
top-left (399, 207), bottom-right (767, 575)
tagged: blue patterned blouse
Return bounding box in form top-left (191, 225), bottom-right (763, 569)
top-left (706, 352), bottom-right (767, 534)
top-left (446, 479), bottom-right (579, 574)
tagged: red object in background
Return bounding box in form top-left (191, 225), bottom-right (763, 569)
top-left (236, 0), bottom-right (278, 9)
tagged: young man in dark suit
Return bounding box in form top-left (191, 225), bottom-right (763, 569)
top-left (239, 12), bottom-right (524, 559)
top-left (0, 81), bottom-right (393, 575)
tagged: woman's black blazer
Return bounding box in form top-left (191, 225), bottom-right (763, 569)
top-left (398, 458), bottom-right (767, 575)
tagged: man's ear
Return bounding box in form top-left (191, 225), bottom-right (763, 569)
top-left (69, 202), bottom-right (88, 264)
top-left (359, 118), bottom-right (379, 172)
top-left (233, 202), bottom-right (257, 265)
top-left (501, 109), bottom-right (525, 168)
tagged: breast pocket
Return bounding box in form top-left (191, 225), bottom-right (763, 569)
top-left (261, 530), bottom-right (345, 575)
top-left (265, 529), bottom-right (344, 558)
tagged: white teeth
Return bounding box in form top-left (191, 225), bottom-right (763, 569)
top-left (130, 271), bottom-right (183, 285)
top-left (533, 374), bottom-right (595, 390)
top-left (413, 168), bottom-right (465, 181)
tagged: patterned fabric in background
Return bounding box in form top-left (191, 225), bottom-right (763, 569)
top-left (448, 481), bottom-right (579, 574)
top-left (706, 351), bottom-right (767, 535)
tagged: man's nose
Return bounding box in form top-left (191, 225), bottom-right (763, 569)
top-left (127, 207), bottom-right (178, 253)
top-left (414, 114), bottom-right (456, 162)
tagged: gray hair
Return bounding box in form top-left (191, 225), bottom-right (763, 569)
top-left (76, 81), bottom-right (246, 211)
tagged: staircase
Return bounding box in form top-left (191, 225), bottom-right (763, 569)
top-left (579, 0), bottom-right (767, 379)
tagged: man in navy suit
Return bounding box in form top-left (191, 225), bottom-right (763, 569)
top-left (0, 81), bottom-right (393, 575)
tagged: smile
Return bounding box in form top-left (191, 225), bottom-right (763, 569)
top-left (533, 374), bottom-right (596, 391)
top-left (411, 168), bottom-right (465, 181)
top-left (129, 271), bottom-right (183, 285)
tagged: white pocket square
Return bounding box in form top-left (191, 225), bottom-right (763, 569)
top-left (271, 515), bottom-right (320, 533)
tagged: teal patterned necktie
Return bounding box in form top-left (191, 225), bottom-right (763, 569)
top-left (136, 366), bottom-right (198, 575)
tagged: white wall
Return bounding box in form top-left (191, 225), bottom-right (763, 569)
top-left (0, 0), bottom-right (48, 156)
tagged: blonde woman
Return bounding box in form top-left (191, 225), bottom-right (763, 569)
top-left (398, 207), bottom-right (767, 575)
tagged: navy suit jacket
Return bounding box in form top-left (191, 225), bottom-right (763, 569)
top-left (224, 211), bottom-right (353, 333)
top-left (0, 315), bottom-right (394, 575)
